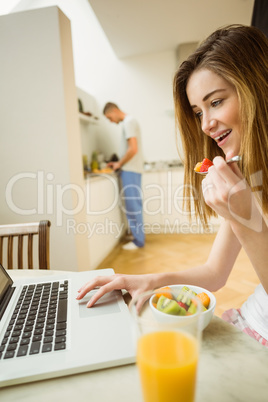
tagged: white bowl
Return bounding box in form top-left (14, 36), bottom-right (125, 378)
top-left (149, 284), bottom-right (216, 330)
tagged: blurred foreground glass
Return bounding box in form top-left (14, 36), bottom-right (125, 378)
top-left (130, 289), bottom-right (202, 402)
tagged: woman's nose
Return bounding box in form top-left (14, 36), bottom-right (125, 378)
top-left (202, 115), bottom-right (217, 135)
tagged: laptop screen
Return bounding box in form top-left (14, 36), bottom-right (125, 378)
top-left (0, 264), bottom-right (13, 305)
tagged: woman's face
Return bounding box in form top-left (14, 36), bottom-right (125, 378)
top-left (186, 68), bottom-right (242, 157)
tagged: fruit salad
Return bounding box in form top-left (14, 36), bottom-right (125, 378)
top-left (194, 158), bottom-right (213, 173)
top-left (153, 286), bottom-right (210, 316)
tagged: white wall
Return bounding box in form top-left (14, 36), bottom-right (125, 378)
top-left (77, 87), bottom-right (100, 165)
top-left (11, 0), bottom-right (180, 163)
top-left (0, 6), bottom-right (90, 271)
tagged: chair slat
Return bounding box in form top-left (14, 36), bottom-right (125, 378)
top-left (28, 234), bottom-right (33, 269)
top-left (39, 220), bottom-right (50, 269)
top-left (18, 235), bottom-right (23, 269)
top-left (8, 236), bottom-right (14, 269)
top-left (0, 237), bottom-right (3, 265)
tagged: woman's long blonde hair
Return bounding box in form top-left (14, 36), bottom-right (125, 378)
top-left (173, 25), bottom-right (268, 224)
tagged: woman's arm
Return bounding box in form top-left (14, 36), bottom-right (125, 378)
top-left (203, 156), bottom-right (267, 292)
top-left (230, 212), bottom-right (268, 293)
top-left (76, 220), bottom-right (241, 306)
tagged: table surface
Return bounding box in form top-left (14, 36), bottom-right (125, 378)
top-left (1, 269), bottom-right (268, 402)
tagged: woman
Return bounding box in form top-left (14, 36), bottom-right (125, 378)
top-left (77, 25), bottom-right (268, 345)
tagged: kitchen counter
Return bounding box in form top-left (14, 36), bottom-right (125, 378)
top-left (84, 171), bottom-right (119, 181)
top-left (1, 270), bottom-right (268, 401)
top-left (2, 317), bottom-right (267, 401)
top-left (83, 162), bottom-right (184, 179)
top-left (143, 161), bottom-right (183, 172)
top-left (197, 316), bottom-right (268, 402)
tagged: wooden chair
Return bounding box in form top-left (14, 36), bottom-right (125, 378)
top-left (0, 220), bottom-right (51, 270)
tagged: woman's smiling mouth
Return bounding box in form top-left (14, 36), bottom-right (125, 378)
top-left (214, 129), bottom-right (232, 143)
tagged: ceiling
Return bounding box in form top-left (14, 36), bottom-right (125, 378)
top-left (88, 0), bottom-right (255, 58)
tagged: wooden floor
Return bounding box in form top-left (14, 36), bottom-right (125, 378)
top-left (97, 233), bottom-right (260, 317)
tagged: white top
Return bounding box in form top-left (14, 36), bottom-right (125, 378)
top-left (120, 115), bottom-right (144, 173)
top-left (241, 284), bottom-right (268, 340)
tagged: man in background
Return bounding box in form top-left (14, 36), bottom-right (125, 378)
top-left (103, 102), bottom-right (145, 250)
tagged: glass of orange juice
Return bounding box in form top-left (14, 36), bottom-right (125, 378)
top-left (130, 288), bottom-right (202, 402)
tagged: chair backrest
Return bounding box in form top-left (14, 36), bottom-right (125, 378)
top-left (0, 220), bottom-right (51, 270)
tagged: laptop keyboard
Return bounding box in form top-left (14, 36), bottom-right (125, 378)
top-left (0, 280), bottom-right (68, 359)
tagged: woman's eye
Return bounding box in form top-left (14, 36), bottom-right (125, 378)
top-left (195, 111), bottom-right (203, 119)
top-left (211, 99), bottom-right (222, 107)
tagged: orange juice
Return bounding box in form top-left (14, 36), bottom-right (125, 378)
top-left (137, 331), bottom-right (198, 402)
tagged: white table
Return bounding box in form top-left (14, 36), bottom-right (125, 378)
top-left (1, 270), bottom-right (268, 402)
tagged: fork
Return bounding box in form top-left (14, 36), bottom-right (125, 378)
top-left (195, 155), bottom-right (242, 175)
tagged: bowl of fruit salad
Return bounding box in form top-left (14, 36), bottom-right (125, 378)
top-left (149, 285), bottom-right (216, 330)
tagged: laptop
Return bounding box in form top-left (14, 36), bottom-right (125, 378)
top-left (0, 264), bottom-right (136, 387)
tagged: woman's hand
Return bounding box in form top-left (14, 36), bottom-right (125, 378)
top-left (202, 155), bottom-right (253, 224)
top-left (76, 273), bottom-right (157, 307)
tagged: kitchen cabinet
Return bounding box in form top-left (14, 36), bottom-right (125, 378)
top-left (142, 168), bottom-right (220, 234)
top-left (85, 174), bottom-right (123, 269)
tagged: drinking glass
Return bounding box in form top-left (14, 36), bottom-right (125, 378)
top-left (130, 289), bottom-right (202, 402)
